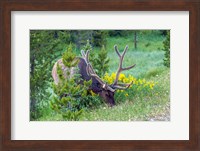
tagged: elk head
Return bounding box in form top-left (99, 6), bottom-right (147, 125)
top-left (80, 45), bottom-right (136, 106)
top-left (52, 45), bottom-right (136, 106)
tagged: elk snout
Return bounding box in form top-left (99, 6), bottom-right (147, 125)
top-left (99, 91), bottom-right (115, 106)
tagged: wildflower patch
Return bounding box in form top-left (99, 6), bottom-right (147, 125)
top-left (103, 73), bottom-right (156, 102)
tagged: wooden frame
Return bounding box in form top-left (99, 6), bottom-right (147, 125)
top-left (0, 0), bottom-right (199, 150)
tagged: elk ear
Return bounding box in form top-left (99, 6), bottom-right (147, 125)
top-left (81, 50), bottom-right (86, 57)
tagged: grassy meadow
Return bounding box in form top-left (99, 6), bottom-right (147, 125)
top-left (30, 30), bottom-right (170, 121)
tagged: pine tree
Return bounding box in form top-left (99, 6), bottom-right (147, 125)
top-left (95, 45), bottom-right (110, 77)
top-left (82, 40), bottom-right (97, 70)
top-left (82, 41), bottom-right (109, 77)
top-left (30, 30), bottom-right (71, 120)
top-left (50, 44), bottom-right (92, 121)
top-left (163, 31), bottom-right (170, 67)
top-left (91, 30), bottom-right (107, 47)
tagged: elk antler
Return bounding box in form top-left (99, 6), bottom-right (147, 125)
top-left (81, 50), bottom-right (115, 92)
top-left (111, 45), bottom-right (136, 90)
top-left (81, 45), bottom-right (135, 92)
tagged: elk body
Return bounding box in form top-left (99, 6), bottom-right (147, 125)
top-left (52, 45), bottom-right (136, 106)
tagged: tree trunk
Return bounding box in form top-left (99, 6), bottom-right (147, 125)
top-left (134, 31), bottom-right (137, 49)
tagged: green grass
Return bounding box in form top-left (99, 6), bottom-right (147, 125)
top-left (38, 69), bottom-right (170, 121)
top-left (107, 50), bottom-right (166, 78)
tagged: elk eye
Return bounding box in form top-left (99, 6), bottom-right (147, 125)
top-left (96, 83), bottom-right (101, 88)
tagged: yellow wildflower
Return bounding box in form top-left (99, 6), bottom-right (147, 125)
top-left (102, 72), bottom-right (156, 92)
top-left (119, 73), bottom-right (125, 81)
top-left (149, 83), bottom-right (155, 89)
top-left (138, 79), bottom-right (143, 85)
top-left (111, 73), bottom-right (116, 79)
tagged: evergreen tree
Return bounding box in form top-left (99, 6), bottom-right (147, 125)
top-left (95, 45), bottom-right (110, 77)
top-left (30, 30), bottom-right (71, 120)
top-left (163, 31), bottom-right (170, 67)
top-left (108, 30), bottom-right (129, 37)
top-left (82, 40), bottom-right (97, 69)
top-left (82, 41), bottom-right (110, 77)
top-left (91, 30), bottom-right (107, 47)
top-left (50, 44), bottom-right (92, 121)
top-left (70, 30), bottom-right (93, 49)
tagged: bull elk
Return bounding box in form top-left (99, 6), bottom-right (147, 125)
top-left (52, 45), bottom-right (136, 106)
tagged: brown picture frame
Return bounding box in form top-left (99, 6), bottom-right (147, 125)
top-left (0, 0), bottom-right (200, 150)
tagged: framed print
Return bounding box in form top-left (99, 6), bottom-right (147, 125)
top-left (12, 12), bottom-right (187, 140)
top-left (0, 0), bottom-right (199, 151)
